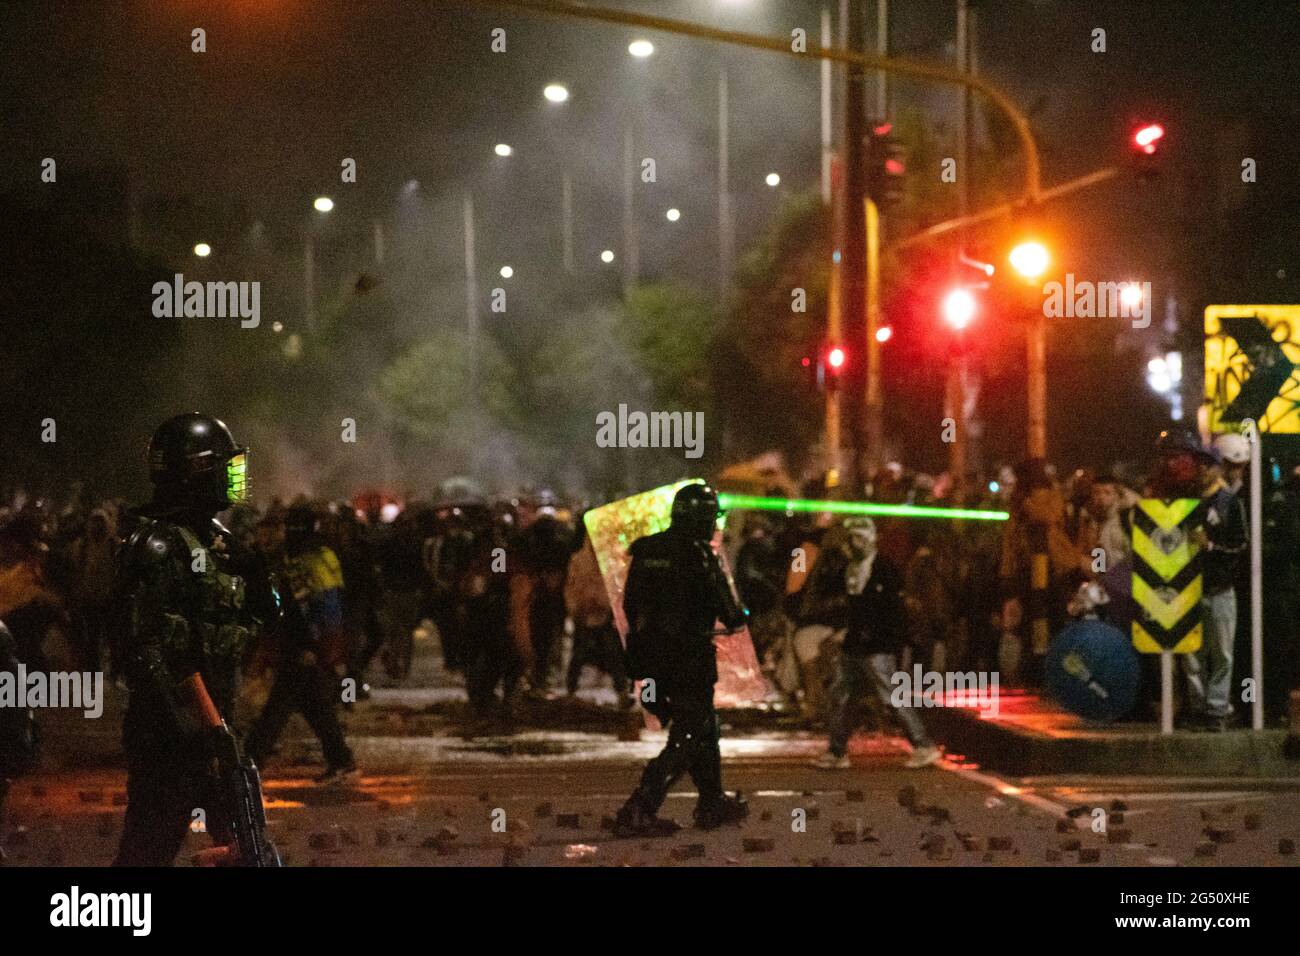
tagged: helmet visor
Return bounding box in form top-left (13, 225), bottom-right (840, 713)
top-left (226, 450), bottom-right (250, 504)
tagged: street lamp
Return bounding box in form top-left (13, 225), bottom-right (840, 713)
top-left (600, 249), bottom-right (615, 264)
top-left (665, 207), bottom-right (681, 222)
top-left (765, 172), bottom-right (781, 187)
top-left (628, 39), bottom-right (654, 58)
top-left (313, 196), bottom-right (334, 213)
top-left (499, 265), bottom-right (514, 279)
top-left (494, 143), bottom-right (513, 157)
top-left (543, 83), bottom-right (569, 103)
top-left (193, 242), bottom-right (212, 258)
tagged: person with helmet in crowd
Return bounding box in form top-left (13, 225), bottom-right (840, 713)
top-left (613, 483), bottom-right (750, 837)
top-left (510, 491), bottom-right (574, 696)
top-left (1213, 434), bottom-right (1300, 726)
top-left (113, 413), bottom-right (279, 866)
top-left (461, 505), bottom-right (519, 723)
top-left (1152, 429), bottom-right (1248, 732)
top-left (814, 517), bottom-right (941, 770)
top-left (1213, 432), bottom-right (1250, 495)
top-left (245, 503), bottom-right (358, 782)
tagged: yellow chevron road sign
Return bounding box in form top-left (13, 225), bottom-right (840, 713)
top-left (1131, 498), bottom-right (1204, 653)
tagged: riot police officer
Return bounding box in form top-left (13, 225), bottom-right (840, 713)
top-left (113, 413), bottom-right (276, 866)
top-left (613, 483), bottom-right (750, 836)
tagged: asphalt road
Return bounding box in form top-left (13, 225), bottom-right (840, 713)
top-left (5, 632), bottom-right (1300, 867)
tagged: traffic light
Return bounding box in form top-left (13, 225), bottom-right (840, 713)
top-left (942, 288), bottom-right (977, 331)
top-left (826, 345), bottom-right (847, 390)
top-left (803, 345), bottom-right (847, 391)
top-left (1009, 240), bottom-right (1050, 282)
top-left (866, 122), bottom-right (907, 209)
top-left (1130, 122), bottom-right (1165, 177)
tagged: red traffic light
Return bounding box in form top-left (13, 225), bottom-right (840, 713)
top-left (1133, 123), bottom-right (1164, 155)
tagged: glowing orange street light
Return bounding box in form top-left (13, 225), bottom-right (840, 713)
top-left (1008, 238), bottom-right (1052, 458)
top-left (1009, 240), bottom-right (1050, 281)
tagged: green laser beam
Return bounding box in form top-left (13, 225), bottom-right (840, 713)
top-left (717, 493), bottom-right (1009, 522)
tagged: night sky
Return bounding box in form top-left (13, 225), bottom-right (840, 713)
top-left (3, 0), bottom-right (1299, 491)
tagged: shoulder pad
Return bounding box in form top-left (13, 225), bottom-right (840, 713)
top-left (121, 519), bottom-right (190, 582)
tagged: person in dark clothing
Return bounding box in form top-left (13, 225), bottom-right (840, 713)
top-left (424, 505), bottom-right (470, 673)
top-left (1179, 445), bottom-right (1248, 732)
top-left (814, 517), bottom-right (940, 770)
top-left (0, 620), bottom-right (38, 862)
top-left (511, 499), bottom-right (574, 694)
top-left (461, 510), bottom-right (519, 721)
top-left (113, 413), bottom-right (278, 867)
top-left (375, 510), bottom-right (426, 680)
top-left (334, 511), bottom-right (383, 695)
top-left (613, 483), bottom-right (750, 837)
top-left (245, 504), bottom-right (356, 782)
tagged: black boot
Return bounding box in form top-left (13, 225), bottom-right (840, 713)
top-left (694, 791), bottom-right (748, 830)
top-left (612, 796), bottom-right (681, 838)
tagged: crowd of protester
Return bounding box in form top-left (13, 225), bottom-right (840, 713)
top-left (3, 425), bottom-right (1299, 762)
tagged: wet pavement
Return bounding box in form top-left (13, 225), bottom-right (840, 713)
top-left (5, 630), bottom-right (1300, 866)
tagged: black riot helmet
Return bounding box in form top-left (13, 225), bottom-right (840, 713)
top-left (670, 482), bottom-right (722, 541)
top-left (148, 413), bottom-right (249, 513)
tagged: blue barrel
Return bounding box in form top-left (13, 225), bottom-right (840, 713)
top-left (1045, 619), bottom-right (1141, 722)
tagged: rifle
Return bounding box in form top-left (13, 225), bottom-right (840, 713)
top-left (178, 673), bottom-right (283, 867)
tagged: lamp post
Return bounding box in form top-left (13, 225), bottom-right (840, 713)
top-left (1009, 240), bottom-right (1050, 458)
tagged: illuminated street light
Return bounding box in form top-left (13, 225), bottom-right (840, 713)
top-left (499, 265), bottom-right (514, 279)
top-left (193, 242), bottom-right (212, 258)
top-left (1009, 240), bottom-right (1050, 281)
top-left (1120, 282), bottom-right (1143, 310)
top-left (665, 207), bottom-right (681, 222)
top-left (628, 39), bottom-right (655, 58)
top-left (543, 83), bottom-right (569, 103)
top-left (942, 288), bottom-right (977, 331)
top-left (875, 325), bottom-right (893, 344)
top-left (494, 143), bottom-right (513, 157)
top-left (600, 249), bottom-right (615, 264)
top-left (827, 347), bottom-right (846, 369)
top-left (765, 172), bottom-right (781, 187)
top-left (313, 196), bottom-right (335, 213)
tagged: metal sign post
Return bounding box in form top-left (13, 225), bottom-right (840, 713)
top-left (1249, 422), bottom-right (1264, 730)
top-left (1131, 498), bottom-right (1204, 735)
top-left (1205, 305), bottom-right (1300, 731)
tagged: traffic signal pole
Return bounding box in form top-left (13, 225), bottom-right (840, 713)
top-left (865, 197), bottom-right (883, 475)
top-left (475, 0), bottom-right (1047, 457)
top-left (840, 0), bottom-right (868, 492)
